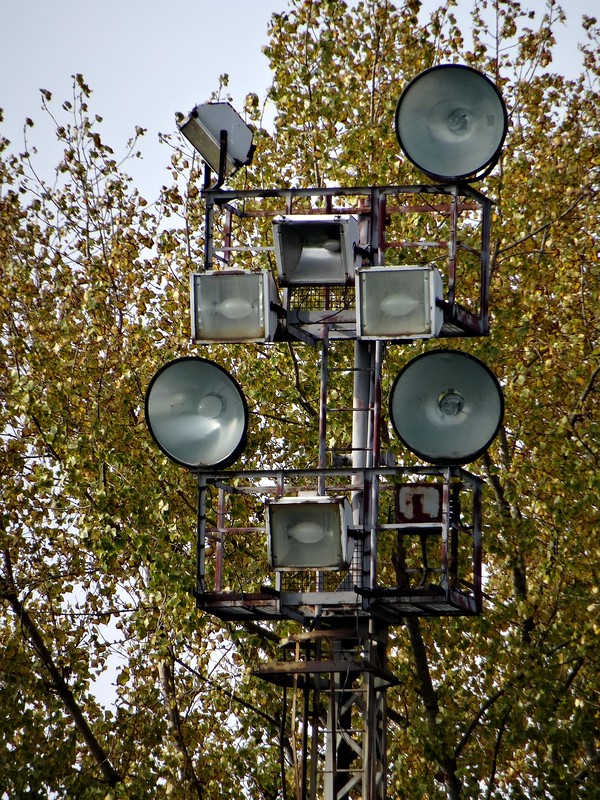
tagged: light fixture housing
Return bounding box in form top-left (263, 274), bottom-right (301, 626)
top-left (395, 64), bottom-right (508, 181)
top-left (191, 270), bottom-right (278, 343)
top-left (356, 265), bottom-right (443, 340)
top-left (389, 349), bottom-right (504, 464)
top-left (178, 102), bottom-right (254, 177)
top-left (267, 496), bottom-right (353, 571)
top-left (145, 357), bottom-right (248, 470)
top-left (272, 214), bottom-right (361, 286)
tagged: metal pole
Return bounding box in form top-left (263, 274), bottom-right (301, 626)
top-left (195, 474), bottom-right (208, 600)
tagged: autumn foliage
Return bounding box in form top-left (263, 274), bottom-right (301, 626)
top-left (1, 2), bottom-right (599, 798)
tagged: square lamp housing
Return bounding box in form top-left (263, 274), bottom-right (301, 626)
top-left (191, 270), bottom-right (278, 343)
top-left (356, 265), bottom-right (443, 340)
top-left (273, 214), bottom-right (361, 286)
top-left (267, 496), bottom-right (353, 571)
top-left (178, 102), bottom-right (254, 177)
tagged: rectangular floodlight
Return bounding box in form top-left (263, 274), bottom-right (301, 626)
top-left (273, 214), bottom-right (361, 286)
top-left (267, 496), bottom-right (352, 571)
top-left (191, 270), bottom-right (278, 343)
top-left (178, 102), bottom-right (254, 177)
top-left (356, 265), bottom-right (443, 340)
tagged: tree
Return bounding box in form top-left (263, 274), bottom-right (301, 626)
top-left (1, 2), bottom-right (599, 798)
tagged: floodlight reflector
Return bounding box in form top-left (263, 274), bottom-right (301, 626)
top-left (191, 270), bottom-right (278, 343)
top-left (178, 102), bottom-right (254, 177)
top-left (273, 215), bottom-right (361, 286)
top-left (395, 64), bottom-right (508, 181)
top-left (267, 497), bottom-right (352, 571)
top-left (145, 357), bottom-right (248, 469)
top-left (389, 349), bottom-right (504, 464)
top-left (356, 266), bottom-right (443, 339)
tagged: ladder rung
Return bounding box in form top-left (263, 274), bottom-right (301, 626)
top-left (327, 406), bottom-right (374, 412)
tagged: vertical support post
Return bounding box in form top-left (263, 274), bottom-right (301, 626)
top-left (215, 485), bottom-right (226, 591)
top-left (472, 475), bottom-right (483, 612)
top-left (447, 184), bottom-right (458, 308)
top-left (318, 327), bottom-right (330, 493)
top-left (364, 623), bottom-right (389, 800)
top-left (223, 206), bottom-right (233, 267)
top-left (352, 340), bottom-right (372, 572)
top-left (368, 340), bottom-right (385, 592)
top-left (195, 473), bottom-right (208, 601)
top-left (203, 191), bottom-right (215, 270)
top-left (480, 193), bottom-right (492, 334)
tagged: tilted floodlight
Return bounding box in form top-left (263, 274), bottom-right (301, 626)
top-left (395, 64), bottom-right (508, 181)
top-left (356, 265), bottom-right (443, 340)
top-left (145, 357), bottom-right (248, 469)
top-left (273, 215), bottom-right (361, 286)
top-left (267, 496), bottom-right (353, 571)
top-left (389, 349), bottom-right (504, 464)
top-left (191, 270), bottom-right (278, 343)
top-left (178, 102), bottom-right (254, 178)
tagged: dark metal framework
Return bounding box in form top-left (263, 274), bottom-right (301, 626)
top-left (190, 181), bottom-right (491, 799)
top-left (202, 182), bottom-right (493, 339)
top-left (194, 465), bottom-right (483, 623)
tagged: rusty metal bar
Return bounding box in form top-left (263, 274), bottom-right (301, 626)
top-left (215, 485), bottom-right (226, 591)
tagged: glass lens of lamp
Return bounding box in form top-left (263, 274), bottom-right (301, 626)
top-left (357, 267), bottom-right (441, 339)
top-left (145, 357), bottom-right (248, 469)
top-left (192, 272), bottom-right (267, 342)
top-left (268, 501), bottom-right (348, 570)
top-left (395, 64), bottom-right (507, 180)
top-left (389, 349), bottom-right (503, 464)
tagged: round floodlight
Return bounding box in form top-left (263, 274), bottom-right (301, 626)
top-left (395, 64), bottom-right (508, 181)
top-left (145, 357), bottom-right (248, 469)
top-left (389, 349), bottom-right (504, 464)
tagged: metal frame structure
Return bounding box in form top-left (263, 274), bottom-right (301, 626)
top-left (194, 465), bottom-right (483, 622)
top-left (202, 183), bottom-right (493, 339)
top-left (184, 181), bottom-right (492, 798)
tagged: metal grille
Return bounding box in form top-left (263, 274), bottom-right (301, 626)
top-left (288, 285), bottom-right (355, 312)
top-left (279, 538), bottom-right (364, 593)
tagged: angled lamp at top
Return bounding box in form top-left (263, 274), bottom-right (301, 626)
top-left (178, 102), bottom-right (254, 178)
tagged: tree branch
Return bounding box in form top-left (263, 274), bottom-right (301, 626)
top-left (173, 653), bottom-right (280, 729)
top-left (158, 657), bottom-right (204, 800)
top-left (405, 618), bottom-right (462, 800)
top-left (484, 706), bottom-right (510, 800)
top-left (0, 548), bottom-right (122, 787)
top-left (287, 343), bottom-right (318, 418)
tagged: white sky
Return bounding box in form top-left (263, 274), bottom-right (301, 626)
top-left (0, 0), bottom-right (592, 198)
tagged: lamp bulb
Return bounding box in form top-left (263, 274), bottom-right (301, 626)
top-left (380, 293), bottom-right (420, 318)
top-left (287, 521), bottom-right (325, 544)
top-left (215, 297), bottom-right (254, 320)
top-left (438, 389), bottom-right (465, 417)
top-left (197, 393), bottom-right (224, 419)
top-left (446, 107), bottom-right (472, 136)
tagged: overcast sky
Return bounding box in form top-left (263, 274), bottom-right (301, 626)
top-left (0, 0), bottom-right (592, 199)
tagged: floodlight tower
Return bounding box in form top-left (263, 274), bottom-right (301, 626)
top-left (145, 65), bottom-right (507, 799)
